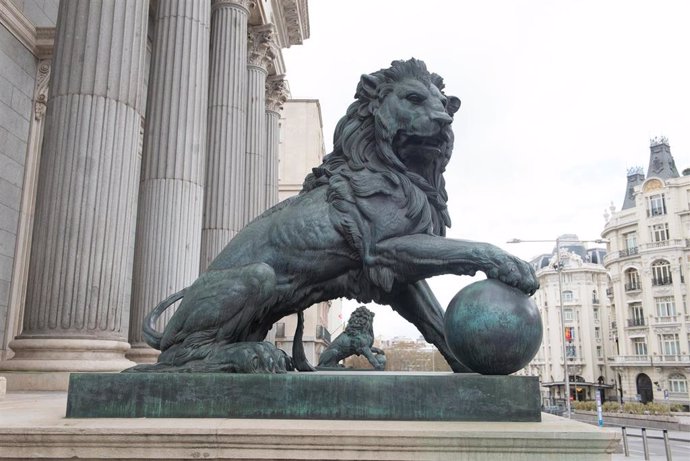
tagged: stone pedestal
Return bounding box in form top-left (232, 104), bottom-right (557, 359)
top-left (67, 372), bottom-right (541, 421)
top-left (0, 0), bottom-right (149, 389)
top-left (128, 0), bottom-right (210, 364)
top-left (0, 391), bottom-right (621, 460)
top-left (200, 0), bottom-right (251, 270)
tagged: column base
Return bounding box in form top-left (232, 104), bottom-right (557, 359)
top-left (0, 338), bottom-right (136, 391)
top-left (125, 343), bottom-right (160, 364)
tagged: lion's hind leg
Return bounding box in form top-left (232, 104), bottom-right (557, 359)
top-left (158, 263), bottom-right (277, 368)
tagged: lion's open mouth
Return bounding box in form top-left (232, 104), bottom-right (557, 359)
top-left (394, 132), bottom-right (448, 159)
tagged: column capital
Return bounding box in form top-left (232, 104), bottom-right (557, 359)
top-left (248, 24), bottom-right (277, 71)
top-left (212, 0), bottom-right (253, 14)
top-left (265, 76), bottom-right (289, 113)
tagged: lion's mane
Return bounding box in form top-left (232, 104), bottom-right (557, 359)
top-left (344, 306), bottom-right (375, 337)
top-left (301, 59), bottom-right (457, 292)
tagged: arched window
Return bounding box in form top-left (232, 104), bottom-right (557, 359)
top-left (562, 290), bottom-right (574, 302)
top-left (669, 374), bottom-right (688, 394)
top-left (625, 268), bottom-right (641, 291)
top-left (651, 260), bottom-right (672, 286)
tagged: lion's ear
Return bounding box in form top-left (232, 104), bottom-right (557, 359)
top-left (446, 96), bottom-right (461, 116)
top-left (357, 74), bottom-right (379, 100)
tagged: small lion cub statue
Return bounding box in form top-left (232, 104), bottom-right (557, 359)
top-left (317, 306), bottom-right (386, 370)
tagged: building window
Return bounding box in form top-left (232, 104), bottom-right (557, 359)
top-left (628, 302), bottom-right (645, 326)
top-left (625, 268), bottom-right (641, 291)
top-left (596, 345), bottom-right (603, 358)
top-left (655, 296), bottom-right (676, 318)
top-left (669, 374), bottom-right (688, 394)
top-left (565, 344), bottom-right (577, 358)
top-left (623, 232), bottom-right (638, 256)
top-left (652, 260), bottom-right (672, 285)
top-left (650, 223), bottom-right (670, 243)
top-left (562, 290), bottom-right (574, 302)
top-left (595, 327), bottom-right (601, 339)
top-left (659, 333), bottom-right (680, 356)
top-left (647, 193), bottom-right (667, 216)
top-left (631, 338), bottom-right (647, 356)
top-left (593, 307), bottom-right (599, 321)
top-left (564, 309), bottom-right (574, 322)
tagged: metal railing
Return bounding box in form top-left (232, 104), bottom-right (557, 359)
top-left (625, 282), bottom-right (641, 292)
top-left (652, 276), bottom-right (673, 286)
top-left (620, 426), bottom-right (690, 460)
top-left (627, 318), bottom-right (646, 327)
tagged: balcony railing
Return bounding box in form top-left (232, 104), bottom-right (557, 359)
top-left (608, 355), bottom-right (651, 364)
top-left (626, 318), bottom-right (646, 327)
top-left (625, 282), bottom-right (641, 292)
top-left (653, 315), bottom-right (679, 324)
top-left (652, 276), bottom-right (673, 286)
top-left (656, 355), bottom-right (690, 364)
top-left (641, 239), bottom-right (685, 250)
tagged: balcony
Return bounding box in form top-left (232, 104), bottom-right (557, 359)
top-left (655, 355), bottom-right (690, 365)
top-left (608, 355), bottom-right (651, 366)
top-left (653, 315), bottom-right (680, 324)
top-left (641, 239), bottom-right (685, 250)
top-left (604, 247), bottom-right (639, 264)
top-left (626, 318), bottom-right (646, 327)
top-left (652, 276), bottom-right (673, 286)
top-left (625, 282), bottom-right (641, 292)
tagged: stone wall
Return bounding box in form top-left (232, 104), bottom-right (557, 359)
top-left (0, 23), bottom-right (36, 354)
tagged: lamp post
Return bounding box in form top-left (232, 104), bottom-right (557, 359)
top-left (507, 236), bottom-right (609, 419)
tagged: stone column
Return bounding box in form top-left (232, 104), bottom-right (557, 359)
top-left (200, 0), bottom-right (251, 270)
top-left (264, 76), bottom-right (288, 210)
top-left (127, 0), bottom-right (210, 363)
top-left (0, 0), bottom-right (149, 390)
top-left (244, 25), bottom-right (276, 223)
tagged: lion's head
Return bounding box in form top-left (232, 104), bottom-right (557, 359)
top-left (302, 58), bottom-right (460, 236)
top-left (344, 306), bottom-right (375, 337)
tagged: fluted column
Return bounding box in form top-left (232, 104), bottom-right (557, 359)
top-left (264, 76), bottom-right (288, 210)
top-left (200, 0), bottom-right (251, 270)
top-left (0, 0), bottom-right (149, 389)
top-left (127, 0), bottom-right (210, 363)
top-left (244, 25), bottom-right (276, 223)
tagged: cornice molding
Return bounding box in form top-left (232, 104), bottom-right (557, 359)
top-left (280, 0), bottom-right (308, 46)
top-left (0, 0), bottom-right (54, 58)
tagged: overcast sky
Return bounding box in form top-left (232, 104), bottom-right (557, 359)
top-left (282, 0), bottom-right (690, 338)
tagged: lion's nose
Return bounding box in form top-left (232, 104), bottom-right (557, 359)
top-left (432, 111), bottom-right (453, 126)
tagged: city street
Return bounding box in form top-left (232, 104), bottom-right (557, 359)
top-left (610, 427), bottom-right (690, 460)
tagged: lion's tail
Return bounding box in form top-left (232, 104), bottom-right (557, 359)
top-left (142, 288), bottom-right (186, 350)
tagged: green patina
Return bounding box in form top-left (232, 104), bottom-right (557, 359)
top-left (66, 372), bottom-right (541, 421)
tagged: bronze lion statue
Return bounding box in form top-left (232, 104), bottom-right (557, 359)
top-left (317, 306), bottom-right (385, 370)
top-left (134, 58), bottom-right (538, 374)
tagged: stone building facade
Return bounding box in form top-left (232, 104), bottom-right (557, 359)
top-left (603, 138), bottom-right (690, 408)
top-left (0, 0), bottom-right (311, 390)
top-left (522, 236), bottom-right (613, 406)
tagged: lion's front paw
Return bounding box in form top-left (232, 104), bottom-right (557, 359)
top-left (485, 252), bottom-right (539, 296)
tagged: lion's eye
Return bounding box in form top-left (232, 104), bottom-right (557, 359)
top-left (406, 93), bottom-right (425, 104)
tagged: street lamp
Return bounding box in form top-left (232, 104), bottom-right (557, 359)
top-left (507, 236), bottom-right (609, 419)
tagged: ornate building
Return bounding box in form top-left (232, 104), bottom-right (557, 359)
top-left (0, 0), bottom-right (310, 390)
top-left (603, 137), bottom-right (690, 408)
top-left (523, 236), bottom-right (613, 406)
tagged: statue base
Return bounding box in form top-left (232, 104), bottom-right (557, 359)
top-left (66, 371), bottom-right (540, 421)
